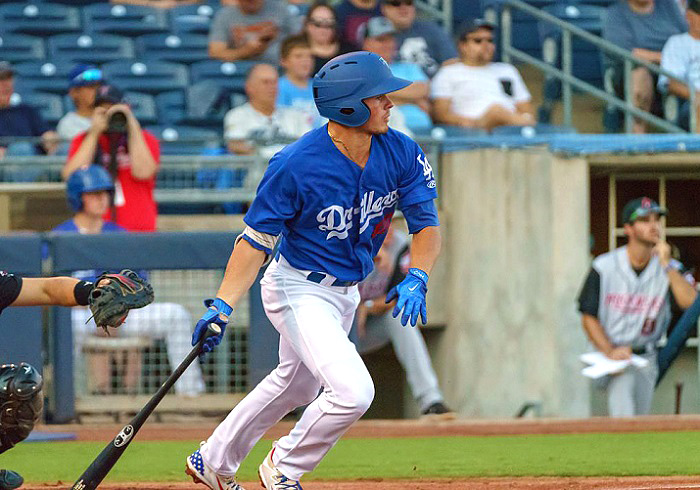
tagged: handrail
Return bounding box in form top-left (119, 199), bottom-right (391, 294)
top-left (501, 0), bottom-right (696, 133)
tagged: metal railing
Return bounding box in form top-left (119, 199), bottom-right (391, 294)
top-left (500, 0), bottom-right (696, 133)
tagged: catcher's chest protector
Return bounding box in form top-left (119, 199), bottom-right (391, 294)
top-left (0, 362), bottom-right (43, 454)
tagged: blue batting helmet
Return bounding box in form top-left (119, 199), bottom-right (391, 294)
top-left (312, 51), bottom-right (411, 127)
top-left (66, 165), bottom-right (114, 211)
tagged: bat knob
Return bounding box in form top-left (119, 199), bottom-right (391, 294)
top-left (207, 324), bottom-right (221, 336)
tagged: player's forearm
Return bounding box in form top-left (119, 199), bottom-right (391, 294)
top-left (668, 269), bottom-right (698, 310)
top-left (215, 240), bottom-right (267, 309)
top-left (62, 131), bottom-right (100, 179)
top-left (581, 314), bottom-right (616, 356)
top-left (409, 226), bottom-right (441, 275)
top-left (14, 277), bottom-right (81, 307)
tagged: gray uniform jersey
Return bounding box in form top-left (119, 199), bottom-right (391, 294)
top-left (593, 246), bottom-right (671, 347)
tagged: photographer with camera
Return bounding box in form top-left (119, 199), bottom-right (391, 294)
top-left (62, 85), bottom-right (160, 232)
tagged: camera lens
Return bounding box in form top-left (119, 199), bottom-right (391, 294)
top-left (107, 111), bottom-right (128, 133)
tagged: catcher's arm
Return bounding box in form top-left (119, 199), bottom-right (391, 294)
top-left (13, 277), bottom-right (92, 307)
top-left (89, 270), bottom-right (154, 332)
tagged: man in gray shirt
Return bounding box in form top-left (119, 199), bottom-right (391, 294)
top-left (381, 0), bottom-right (458, 78)
top-left (208, 0), bottom-right (294, 65)
top-left (603, 0), bottom-right (686, 133)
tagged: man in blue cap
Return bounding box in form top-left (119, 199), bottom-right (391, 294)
top-left (56, 64), bottom-right (104, 141)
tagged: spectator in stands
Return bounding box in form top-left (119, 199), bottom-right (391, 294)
top-left (603, 0), bottom-right (687, 133)
top-left (381, 0), bottom-right (458, 78)
top-left (223, 63), bottom-right (312, 159)
top-left (208, 0), bottom-right (294, 65)
top-left (55, 165), bottom-right (205, 397)
top-left (431, 20), bottom-right (535, 132)
top-left (303, 2), bottom-right (354, 75)
top-left (659, 0), bottom-right (700, 131)
top-left (335, 0), bottom-right (381, 48)
top-left (355, 222), bottom-right (455, 419)
top-left (57, 65), bottom-right (104, 142)
top-left (62, 85), bottom-right (160, 232)
top-left (361, 16), bottom-right (432, 132)
top-left (278, 35), bottom-right (324, 127)
top-left (111, 0), bottom-right (203, 6)
top-left (0, 62), bottom-right (59, 159)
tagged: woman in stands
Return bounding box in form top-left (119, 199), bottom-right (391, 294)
top-left (303, 2), bottom-right (354, 75)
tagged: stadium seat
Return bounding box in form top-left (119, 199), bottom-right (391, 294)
top-left (155, 90), bottom-right (186, 125)
top-left (186, 80), bottom-right (235, 128)
top-left (0, 3), bottom-right (81, 37)
top-left (538, 3), bottom-right (605, 121)
top-left (189, 60), bottom-right (254, 89)
top-left (82, 4), bottom-right (168, 37)
top-left (38, 0), bottom-right (104, 5)
top-left (169, 4), bottom-right (215, 34)
top-left (0, 34), bottom-right (45, 63)
top-left (135, 33), bottom-right (209, 64)
top-left (101, 60), bottom-right (189, 94)
top-left (47, 33), bottom-right (134, 65)
top-left (123, 92), bottom-right (158, 126)
top-left (146, 125), bottom-right (221, 155)
top-left (15, 92), bottom-right (64, 126)
top-left (12, 61), bottom-right (71, 94)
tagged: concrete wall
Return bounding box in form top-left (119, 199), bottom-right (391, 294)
top-left (435, 147), bottom-right (592, 417)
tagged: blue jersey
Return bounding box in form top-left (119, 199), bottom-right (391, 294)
top-left (244, 125), bottom-right (437, 282)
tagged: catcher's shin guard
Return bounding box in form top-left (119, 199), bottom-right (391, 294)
top-left (0, 363), bottom-right (43, 454)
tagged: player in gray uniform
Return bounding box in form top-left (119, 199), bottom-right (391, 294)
top-left (355, 223), bottom-right (453, 418)
top-left (577, 197), bottom-right (697, 417)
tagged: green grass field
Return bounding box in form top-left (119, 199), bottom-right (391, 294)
top-left (3, 432), bottom-right (700, 483)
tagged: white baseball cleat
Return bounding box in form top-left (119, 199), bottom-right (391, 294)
top-left (258, 446), bottom-right (303, 490)
top-left (186, 442), bottom-right (245, 490)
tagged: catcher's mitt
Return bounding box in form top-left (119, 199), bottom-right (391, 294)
top-left (89, 269), bottom-right (154, 332)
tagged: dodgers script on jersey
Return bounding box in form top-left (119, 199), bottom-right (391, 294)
top-left (244, 125), bottom-right (437, 281)
top-left (593, 246), bottom-right (672, 347)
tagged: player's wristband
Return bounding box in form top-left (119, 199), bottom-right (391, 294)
top-left (408, 268), bottom-right (429, 285)
top-left (74, 280), bottom-right (94, 306)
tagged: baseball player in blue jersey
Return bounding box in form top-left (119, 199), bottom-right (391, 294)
top-left (185, 51), bottom-right (441, 490)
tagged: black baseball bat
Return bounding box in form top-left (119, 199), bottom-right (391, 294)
top-left (657, 294), bottom-right (700, 386)
top-left (71, 324), bottom-right (221, 490)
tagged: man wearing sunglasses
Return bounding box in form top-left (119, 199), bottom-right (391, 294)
top-left (57, 65), bottom-right (104, 142)
top-left (431, 19), bottom-right (535, 131)
top-left (381, 0), bottom-right (458, 78)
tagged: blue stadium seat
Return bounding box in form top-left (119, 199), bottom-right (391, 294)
top-left (47, 33), bottom-right (134, 64)
top-left (146, 125), bottom-right (221, 155)
top-left (37, 0), bottom-right (104, 5)
top-left (15, 92), bottom-right (64, 126)
top-left (169, 4), bottom-right (215, 34)
top-left (537, 3), bottom-right (604, 122)
top-left (0, 3), bottom-right (81, 36)
top-left (101, 60), bottom-right (189, 94)
top-left (123, 92), bottom-right (158, 126)
top-left (480, 0), bottom-right (559, 59)
top-left (82, 4), bottom-right (168, 37)
top-left (189, 60), bottom-right (254, 89)
top-left (135, 33), bottom-right (209, 64)
top-left (186, 80), bottom-right (234, 128)
top-left (12, 61), bottom-right (71, 94)
top-left (155, 90), bottom-right (186, 125)
top-left (0, 34), bottom-right (45, 63)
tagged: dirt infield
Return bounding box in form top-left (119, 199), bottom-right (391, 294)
top-left (27, 416), bottom-right (700, 489)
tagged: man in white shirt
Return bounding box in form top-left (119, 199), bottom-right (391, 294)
top-left (431, 19), bottom-right (535, 131)
top-left (659, 0), bottom-right (700, 131)
top-left (56, 65), bottom-right (104, 141)
top-left (223, 63), bottom-right (312, 160)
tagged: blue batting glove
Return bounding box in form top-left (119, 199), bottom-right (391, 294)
top-left (385, 268), bottom-right (428, 327)
top-left (192, 298), bottom-right (233, 357)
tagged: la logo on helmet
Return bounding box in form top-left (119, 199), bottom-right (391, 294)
top-left (378, 56), bottom-right (389, 67)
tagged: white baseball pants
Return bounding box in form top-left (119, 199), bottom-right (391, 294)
top-left (604, 350), bottom-right (658, 417)
top-left (201, 255), bottom-right (373, 480)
